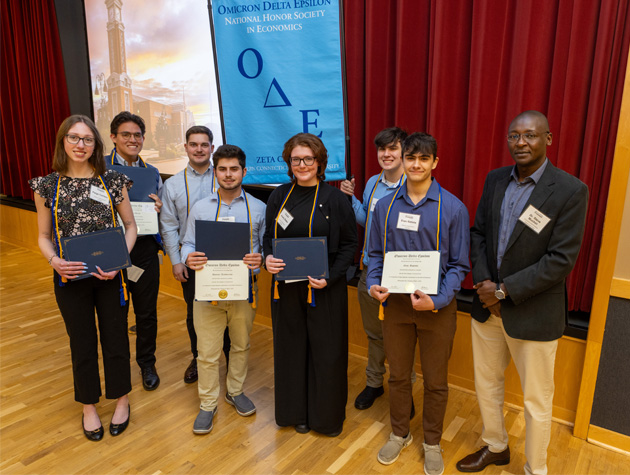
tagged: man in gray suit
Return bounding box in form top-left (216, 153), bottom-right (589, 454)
top-left (456, 111), bottom-right (588, 475)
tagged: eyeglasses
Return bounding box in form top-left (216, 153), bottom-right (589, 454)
top-left (506, 132), bottom-right (548, 144)
top-left (290, 156), bottom-right (316, 166)
top-left (117, 131), bottom-right (143, 141)
top-left (65, 134), bottom-right (95, 147)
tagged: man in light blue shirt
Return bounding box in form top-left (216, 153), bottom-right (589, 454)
top-left (181, 145), bottom-right (266, 435)
top-left (160, 126), bottom-right (230, 384)
top-left (340, 127), bottom-right (410, 411)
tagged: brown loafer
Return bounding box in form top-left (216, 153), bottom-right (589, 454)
top-left (456, 446), bottom-right (510, 472)
top-left (184, 358), bottom-right (198, 384)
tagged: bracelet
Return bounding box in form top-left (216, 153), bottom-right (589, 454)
top-left (48, 255), bottom-right (55, 265)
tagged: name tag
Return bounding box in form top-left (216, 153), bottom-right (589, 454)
top-left (278, 209), bottom-right (294, 230)
top-left (518, 204), bottom-right (551, 234)
top-left (218, 216), bottom-right (236, 222)
top-left (90, 185), bottom-right (110, 205)
top-left (370, 197), bottom-right (379, 212)
top-left (397, 212), bottom-right (420, 232)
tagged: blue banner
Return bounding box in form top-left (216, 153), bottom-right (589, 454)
top-left (211, 0), bottom-right (346, 184)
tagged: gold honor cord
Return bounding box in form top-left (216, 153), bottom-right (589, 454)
top-left (272, 181), bottom-right (321, 305)
top-left (111, 148), bottom-right (148, 168)
top-left (184, 167), bottom-right (217, 218)
top-left (359, 172), bottom-right (406, 270)
top-left (211, 190), bottom-right (256, 309)
top-left (378, 182), bottom-right (442, 320)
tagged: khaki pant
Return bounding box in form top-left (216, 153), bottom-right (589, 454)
top-left (194, 292), bottom-right (256, 411)
top-left (471, 315), bottom-right (558, 475)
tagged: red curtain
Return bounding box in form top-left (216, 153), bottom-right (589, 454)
top-left (343, 0), bottom-right (630, 312)
top-left (1, 0), bottom-right (70, 199)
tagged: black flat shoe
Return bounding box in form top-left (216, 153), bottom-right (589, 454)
top-left (82, 415), bottom-right (104, 441)
top-left (109, 405), bottom-right (130, 436)
top-left (295, 424), bottom-right (310, 434)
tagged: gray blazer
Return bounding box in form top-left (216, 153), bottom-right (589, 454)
top-left (470, 162), bottom-right (589, 341)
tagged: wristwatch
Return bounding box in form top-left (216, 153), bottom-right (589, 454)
top-left (495, 284), bottom-right (506, 300)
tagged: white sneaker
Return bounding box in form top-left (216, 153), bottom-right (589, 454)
top-left (377, 432), bottom-right (413, 465)
top-left (423, 443), bottom-right (444, 475)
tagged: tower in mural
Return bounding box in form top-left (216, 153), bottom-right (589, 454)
top-left (105, 0), bottom-right (133, 118)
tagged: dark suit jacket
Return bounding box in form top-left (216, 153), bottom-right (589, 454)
top-left (470, 162), bottom-right (588, 341)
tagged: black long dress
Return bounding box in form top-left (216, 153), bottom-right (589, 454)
top-left (263, 181), bottom-right (357, 434)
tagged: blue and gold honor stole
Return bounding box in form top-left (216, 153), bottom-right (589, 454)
top-left (359, 172), bottom-right (406, 270)
top-left (51, 174), bottom-right (129, 306)
top-left (110, 147), bottom-right (149, 168)
top-left (184, 166), bottom-right (216, 218)
top-left (211, 189), bottom-right (257, 309)
top-left (273, 181), bottom-right (321, 307)
top-left (378, 181), bottom-right (442, 320)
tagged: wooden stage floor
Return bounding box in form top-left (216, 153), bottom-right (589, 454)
top-left (1, 241), bottom-right (628, 474)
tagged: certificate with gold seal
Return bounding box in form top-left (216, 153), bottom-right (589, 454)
top-left (380, 251), bottom-right (441, 295)
top-left (195, 260), bottom-right (249, 301)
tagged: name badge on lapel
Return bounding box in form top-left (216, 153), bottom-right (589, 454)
top-left (518, 204), bottom-right (551, 234)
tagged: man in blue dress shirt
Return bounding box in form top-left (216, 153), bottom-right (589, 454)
top-left (456, 111), bottom-right (588, 475)
top-left (181, 144), bottom-right (266, 435)
top-left (367, 132), bottom-right (470, 474)
top-left (160, 126), bottom-right (230, 384)
top-left (340, 127), bottom-right (416, 411)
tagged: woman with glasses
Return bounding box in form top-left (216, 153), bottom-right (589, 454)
top-left (29, 115), bottom-right (137, 441)
top-left (263, 133), bottom-right (357, 437)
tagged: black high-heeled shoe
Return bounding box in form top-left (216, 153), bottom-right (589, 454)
top-left (109, 404), bottom-right (130, 436)
top-left (82, 415), bottom-right (104, 441)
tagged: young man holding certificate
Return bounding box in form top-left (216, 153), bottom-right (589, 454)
top-left (339, 127), bottom-right (415, 411)
top-left (107, 112), bottom-right (164, 392)
top-left (181, 145), bottom-right (265, 435)
top-left (160, 126), bottom-right (230, 384)
top-left (367, 132), bottom-right (470, 474)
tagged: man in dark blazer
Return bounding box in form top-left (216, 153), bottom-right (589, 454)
top-left (456, 111), bottom-right (588, 475)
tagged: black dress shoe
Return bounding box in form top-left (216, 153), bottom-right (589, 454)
top-left (141, 365), bottom-right (160, 391)
top-left (184, 358), bottom-right (198, 384)
top-left (354, 385), bottom-right (385, 410)
top-left (82, 415), bottom-right (104, 441)
top-left (109, 405), bottom-right (130, 436)
top-left (295, 424), bottom-right (310, 434)
top-left (323, 427), bottom-right (342, 437)
top-left (456, 446), bottom-right (510, 472)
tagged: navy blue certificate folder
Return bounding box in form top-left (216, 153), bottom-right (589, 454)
top-left (273, 237), bottom-right (329, 280)
top-left (60, 227), bottom-right (131, 280)
top-left (195, 220), bottom-right (250, 260)
top-left (108, 166), bottom-right (158, 202)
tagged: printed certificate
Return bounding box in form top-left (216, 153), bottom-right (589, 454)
top-left (381, 251), bottom-right (441, 295)
top-left (195, 260), bottom-right (249, 301)
top-left (131, 202), bottom-right (158, 235)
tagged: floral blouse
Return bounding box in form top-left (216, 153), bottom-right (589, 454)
top-left (29, 170), bottom-right (131, 248)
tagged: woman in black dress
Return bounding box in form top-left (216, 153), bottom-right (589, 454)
top-left (264, 133), bottom-right (357, 436)
top-left (29, 115), bottom-right (137, 441)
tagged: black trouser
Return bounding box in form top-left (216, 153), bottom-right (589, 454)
top-left (54, 272), bottom-right (131, 404)
top-left (125, 236), bottom-right (160, 369)
top-left (181, 269), bottom-right (231, 360)
top-left (271, 278), bottom-right (348, 434)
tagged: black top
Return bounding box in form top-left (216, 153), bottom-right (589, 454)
top-left (264, 181), bottom-right (357, 285)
